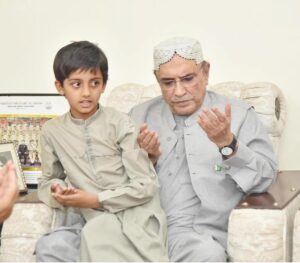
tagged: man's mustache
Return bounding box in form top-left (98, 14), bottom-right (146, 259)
top-left (171, 95), bottom-right (194, 103)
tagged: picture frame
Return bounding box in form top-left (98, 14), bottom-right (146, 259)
top-left (0, 94), bottom-right (69, 186)
top-left (0, 142), bottom-right (27, 192)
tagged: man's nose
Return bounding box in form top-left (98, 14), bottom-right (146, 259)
top-left (174, 80), bottom-right (186, 96)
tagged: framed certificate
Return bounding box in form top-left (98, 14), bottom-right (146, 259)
top-left (0, 142), bottom-right (27, 192)
top-left (0, 94), bottom-right (69, 186)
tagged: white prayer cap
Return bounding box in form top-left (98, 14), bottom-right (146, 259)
top-left (153, 37), bottom-right (204, 70)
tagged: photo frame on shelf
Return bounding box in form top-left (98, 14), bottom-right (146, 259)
top-left (0, 94), bottom-right (69, 186)
top-left (0, 142), bottom-right (27, 192)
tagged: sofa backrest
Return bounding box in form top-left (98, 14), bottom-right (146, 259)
top-left (105, 81), bottom-right (286, 156)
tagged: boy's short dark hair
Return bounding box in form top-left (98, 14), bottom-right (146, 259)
top-left (53, 41), bottom-right (108, 85)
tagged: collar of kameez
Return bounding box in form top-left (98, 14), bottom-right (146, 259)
top-left (68, 104), bottom-right (102, 125)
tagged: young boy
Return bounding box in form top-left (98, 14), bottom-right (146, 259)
top-left (36, 41), bottom-right (168, 261)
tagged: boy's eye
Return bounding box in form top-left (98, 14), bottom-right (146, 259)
top-left (71, 82), bottom-right (80, 88)
top-left (90, 80), bottom-right (100, 87)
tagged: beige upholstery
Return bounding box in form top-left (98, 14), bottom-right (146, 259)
top-left (1, 81), bottom-right (294, 262)
top-left (0, 203), bottom-right (55, 261)
top-left (293, 210), bottom-right (300, 261)
top-left (229, 193), bottom-right (300, 262)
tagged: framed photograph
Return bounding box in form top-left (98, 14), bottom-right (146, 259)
top-left (0, 94), bottom-right (69, 186)
top-left (0, 142), bottom-right (27, 192)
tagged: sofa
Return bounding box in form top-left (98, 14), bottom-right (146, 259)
top-left (1, 81), bottom-right (300, 262)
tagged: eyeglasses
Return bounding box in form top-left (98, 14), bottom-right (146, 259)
top-left (158, 69), bottom-right (202, 90)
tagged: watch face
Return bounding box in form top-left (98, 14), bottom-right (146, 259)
top-left (221, 147), bottom-right (233, 156)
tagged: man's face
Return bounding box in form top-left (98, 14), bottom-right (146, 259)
top-left (155, 55), bottom-right (209, 116)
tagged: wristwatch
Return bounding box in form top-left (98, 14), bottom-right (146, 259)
top-left (219, 135), bottom-right (237, 157)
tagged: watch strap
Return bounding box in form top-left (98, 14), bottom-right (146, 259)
top-left (219, 135), bottom-right (237, 156)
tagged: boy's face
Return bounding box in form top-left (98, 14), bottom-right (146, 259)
top-left (55, 69), bottom-right (105, 120)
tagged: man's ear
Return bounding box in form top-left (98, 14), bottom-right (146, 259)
top-left (202, 61), bottom-right (210, 85)
top-left (55, 81), bottom-right (64, 96)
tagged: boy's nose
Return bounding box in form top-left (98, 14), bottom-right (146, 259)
top-left (82, 85), bottom-right (91, 96)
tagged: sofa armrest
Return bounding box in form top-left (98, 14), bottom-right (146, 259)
top-left (228, 171), bottom-right (300, 262)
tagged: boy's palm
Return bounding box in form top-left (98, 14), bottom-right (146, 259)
top-left (52, 189), bottom-right (100, 209)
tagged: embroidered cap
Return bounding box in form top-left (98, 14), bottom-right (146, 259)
top-left (153, 37), bottom-right (204, 70)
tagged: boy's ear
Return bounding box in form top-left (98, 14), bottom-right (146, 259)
top-left (55, 81), bottom-right (65, 96)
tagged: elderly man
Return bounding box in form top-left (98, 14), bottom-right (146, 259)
top-left (130, 37), bottom-right (278, 261)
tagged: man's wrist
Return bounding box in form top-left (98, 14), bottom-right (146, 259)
top-left (219, 134), bottom-right (238, 159)
top-left (217, 133), bottom-right (234, 148)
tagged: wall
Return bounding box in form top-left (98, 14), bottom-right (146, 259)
top-left (0, 0), bottom-right (299, 170)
